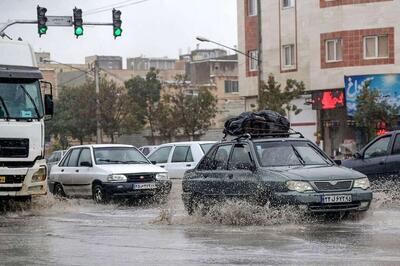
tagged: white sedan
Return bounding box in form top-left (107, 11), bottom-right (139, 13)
top-left (147, 141), bottom-right (216, 179)
top-left (48, 144), bottom-right (171, 203)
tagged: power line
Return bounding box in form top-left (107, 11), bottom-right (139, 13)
top-left (85, 0), bottom-right (140, 13)
top-left (85, 0), bottom-right (151, 16)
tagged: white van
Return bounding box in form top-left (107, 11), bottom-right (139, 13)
top-left (147, 141), bottom-right (216, 179)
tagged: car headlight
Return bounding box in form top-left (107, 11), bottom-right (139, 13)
top-left (32, 167), bottom-right (47, 183)
top-left (353, 178), bottom-right (370, 190)
top-left (107, 174), bottom-right (127, 182)
top-left (287, 181), bottom-right (314, 193)
top-left (156, 173), bottom-right (169, 181)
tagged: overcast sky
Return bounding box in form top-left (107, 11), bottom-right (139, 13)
top-left (0, 0), bottom-right (237, 65)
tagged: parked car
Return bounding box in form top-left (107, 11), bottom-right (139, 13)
top-left (342, 130), bottom-right (400, 182)
top-left (147, 141), bottom-right (216, 179)
top-left (48, 144), bottom-right (171, 203)
top-left (182, 134), bottom-right (372, 215)
top-left (139, 145), bottom-right (159, 156)
top-left (46, 150), bottom-right (66, 175)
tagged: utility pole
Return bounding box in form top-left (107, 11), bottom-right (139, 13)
top-left (257, 0), bottom-right (263, 105)
top-left (94, 59), bottom-right (102, 144)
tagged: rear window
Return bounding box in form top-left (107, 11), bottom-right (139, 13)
top-left (200, 143), bottom-right (214, 154)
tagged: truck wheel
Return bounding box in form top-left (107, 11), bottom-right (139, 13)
top-left (54, 183), bottom-right (66, 198)
top-left (93, 184), bottom-right (109, 204)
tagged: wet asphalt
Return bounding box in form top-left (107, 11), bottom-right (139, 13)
top-left (1, 180), bottom-right (400, 266)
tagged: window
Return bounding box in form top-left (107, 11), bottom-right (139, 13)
top-left (248, 0), bottom-right (257, 16)
top-left (392, 134), bottom-right (400, 155)
top-left (94, 147), bottom-right (149, 165)
top-left (364, 35), bottom-right (388, 59)
top-left (172, 146), bottom-right (194, 163)
top-left (197, 144), bottom-right (232, 171)
top-left (148, 146), bottom-right (172, 164)
top-left (283, 45), bottom-right (295, 67)
top-left (59, 151), bottom-right (71, 167)
top-left (200, 143), bottom-right (215, 154)
top-left (78, 148), bottom-right (92, 166)
top-left (254, 141), bottom-right (330, 167)
top-left (326, 39), bottom-right (343, 62)
top-left (228, 144), bottom-right (253, 170)
top-left (364, 136), bottom-right (391, 159)
top-left (282, 0), bottom-right (295, 8)
top-left (225, 80), bottom-right (239, 93)
top-left (248, 50), bottom-right (259, 71)
top-left (67, 149), bottom-right (81, 167)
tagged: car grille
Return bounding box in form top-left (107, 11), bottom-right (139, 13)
top-left (0, 138), bottom-right (29, 158)
top-left (0, 175), bottom-right (25, 192)
top-left (126, 174), bottom-right (155, 183)
top-left (313, 180), bottom-right (353, 192)
top-left (309, 202), bottom-right (361, 212)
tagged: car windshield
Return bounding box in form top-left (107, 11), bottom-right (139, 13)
top-left (254, 141), bottom-right (332, 167)
top-left (0, 80), bottom-right (44, 119)
top-left (94, 147), bottom-right (150, 165)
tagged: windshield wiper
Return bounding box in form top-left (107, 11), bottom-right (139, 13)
top-left (19, 85), bottom-right (40, 120)
top-left (98, 159), bottom-right (125, 164)
top-left (0, 96), bottom-right (10, 121)
top-left (123, 160), bottom-right (149, 164)
top-left (291, 145), bottom-right (306, 166)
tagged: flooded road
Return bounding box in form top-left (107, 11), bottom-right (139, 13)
top-left (1, 180), bottom-right (400, 265)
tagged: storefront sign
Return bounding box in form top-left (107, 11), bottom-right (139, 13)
top-left (345, 74), bottom-right (400, 116)
top-left (312, 89), bottom-right (344, 110)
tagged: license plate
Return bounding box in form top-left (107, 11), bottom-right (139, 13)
top-left (321, 195), bottom-right (352, 204)
top-left (133, 183), bottom-right (156, 190)
top-left (0, 176), bottom-right (5, 183)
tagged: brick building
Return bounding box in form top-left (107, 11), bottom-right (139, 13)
top-left (237, 0), bottom-right (400, 156)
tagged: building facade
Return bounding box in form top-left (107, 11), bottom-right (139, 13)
top-left (85, 55), bottom-right (123, 70)
top-left (189, 54), bottom-right (245, 128)
top-left (237, 0), bottom-right (400, 157)
top-left (127, 57), bottom-right (177, 71)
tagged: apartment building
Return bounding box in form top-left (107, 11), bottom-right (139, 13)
top-left (237, 0), bottom-right (400, 156)
top-left (127, 56), bottom-right (177, 71)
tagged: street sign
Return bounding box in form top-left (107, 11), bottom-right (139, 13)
top-left (47, 16), bottom-right (73, 26)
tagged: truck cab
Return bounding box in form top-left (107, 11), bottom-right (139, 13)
top-left (0, 39), bottom-right (53, 200)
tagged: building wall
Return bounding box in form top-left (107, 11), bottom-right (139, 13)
top-left (85, 55), bottom-right (123, 70)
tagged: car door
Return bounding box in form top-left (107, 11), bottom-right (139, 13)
top-left (224, 143), bottom-right (258, 200)
top-left (168, 145), bottom-right (195, 179)
top-left (355, 135), bottom-right (391, 181)
top-left (148, 146), bottom-right (173, 170)
top-left (74, 148), bottom-right (94, 197)
top-left (193, 144), bottom-right (232, 198)
top-left (384, 133), bottom-right (400, 180)
top-left (64, 148), bottom-right (82, 196)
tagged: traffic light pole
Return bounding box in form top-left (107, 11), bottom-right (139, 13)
top-left (94, 60), bottom-right (102, 144)
top-left (0, 20), bottom-right (37, 37)
top-left (0, 20), bottom-right (113, 37)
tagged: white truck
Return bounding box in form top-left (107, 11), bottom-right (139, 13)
top-left (0, 39), bottom-right (53, 201)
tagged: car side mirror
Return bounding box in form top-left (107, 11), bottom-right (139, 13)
top-left (80, 161), bottom-right (92, 167)
top-left (151, 161), bottom-right (157, 165)
top-left (44, 94), bottom-right (54, 116)
top-left (353, 152), bottom-right (363, 159)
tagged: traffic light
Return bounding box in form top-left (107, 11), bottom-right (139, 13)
top-left (112, 9), bottom-right (122, 38)
top-left (37, 5), bottom-right (48, 37)
top-left (73, 7), bottom-right (83, 38)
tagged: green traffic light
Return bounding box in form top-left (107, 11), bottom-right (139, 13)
top-left (114, 28), bottom-right (122, 37)
top-left (39, 26), bottom-right (47, 34)
top-left (75, 26), bottom-right (84, 36)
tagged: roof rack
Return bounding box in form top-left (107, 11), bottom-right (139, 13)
top-left (223, 128), bottom-right (304, 141)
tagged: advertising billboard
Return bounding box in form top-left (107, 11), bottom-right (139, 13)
top-left (345, 74), bottom-right (400, 116)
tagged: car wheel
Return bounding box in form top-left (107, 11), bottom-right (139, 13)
top-left (53, 183), bottom-right (66, 198)
top-left (92, 184), bottom-right (109, 204)
top-left (185, 195), bottom-right (202, 216)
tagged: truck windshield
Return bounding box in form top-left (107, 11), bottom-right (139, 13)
top-left (254, 141), bottom-right (332, 167)
top-left (0, 80), bottom-right (43, 119)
